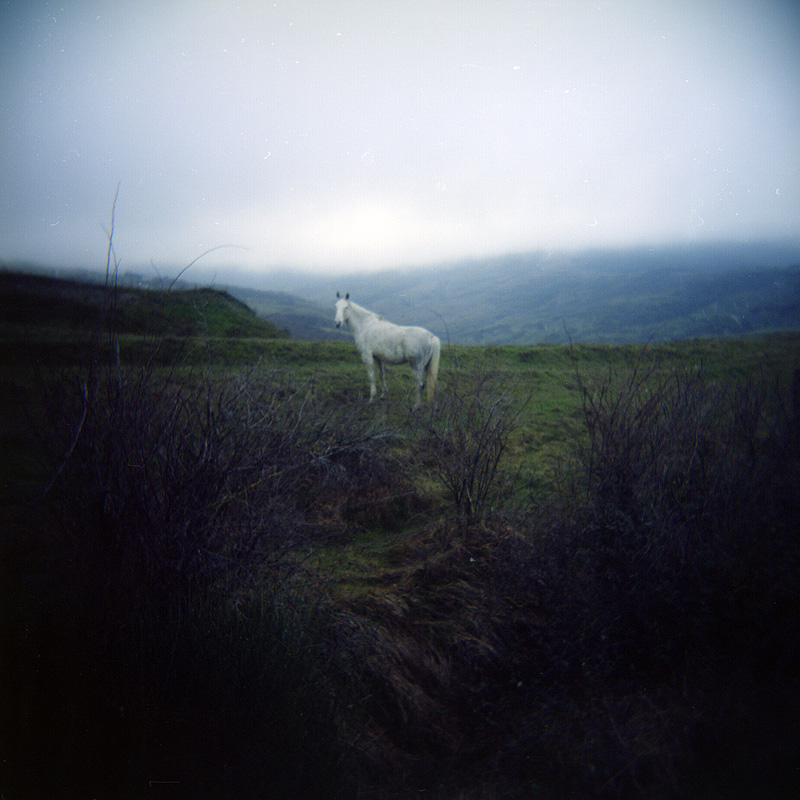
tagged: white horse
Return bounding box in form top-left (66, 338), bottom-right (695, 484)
top-left (334, 293), bottom-right (440, 408)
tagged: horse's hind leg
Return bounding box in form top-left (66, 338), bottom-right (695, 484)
top-left (412, 363), bottom-right (425, 410)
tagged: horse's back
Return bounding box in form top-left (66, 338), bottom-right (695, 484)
top-left (362, 319), bottom-right (436, 364)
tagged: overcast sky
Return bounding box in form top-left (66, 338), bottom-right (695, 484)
top-left (1, 0), bottom-right (799, 275)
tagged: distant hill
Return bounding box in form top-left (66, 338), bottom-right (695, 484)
top-left (5, 241), bottom-right (800, 344)
top-left (261, 242), bottom-right (800, 344)
top-left (223, 285), bottom-right (343, 341)
top-left (0, 270), bottom-right (289, 340)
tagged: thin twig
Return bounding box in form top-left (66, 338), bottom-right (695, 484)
top-left (43, 381), bottom-right (88, 497)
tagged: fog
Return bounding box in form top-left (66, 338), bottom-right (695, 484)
top-left (1, 0), bottom-right (799, 275)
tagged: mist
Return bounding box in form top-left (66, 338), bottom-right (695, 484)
top-left (1, 0), bottom-right (799, 275)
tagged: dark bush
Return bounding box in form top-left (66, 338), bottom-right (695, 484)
top-left (531, 356), bottom-right (800, 796)
top-left (2, 574), bottom-right (356, 799)
top-left (568, 359), bottom-right (800, 665)
top-left (39, 361), bottom-right (401, 599)
top-left (393, 358), bottom-right (800, 799)
top-left (6, 349), bottom-right (407, 797)
top-left (414, 370), bottom-right (528, 523)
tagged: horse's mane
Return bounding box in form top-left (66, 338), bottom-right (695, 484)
top-left (350, 299), bottom-right (384, 321)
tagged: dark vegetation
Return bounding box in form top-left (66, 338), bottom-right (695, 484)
top-left (0, 270), bottom-right (288, 338)
top-left (1, 269), bottom-right (799, 798)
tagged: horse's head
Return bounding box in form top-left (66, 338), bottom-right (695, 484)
top-left (334, 292), bottom-right (350, 328)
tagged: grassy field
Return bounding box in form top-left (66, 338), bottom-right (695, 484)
top-left (2, 274), bottom-right (800, 798)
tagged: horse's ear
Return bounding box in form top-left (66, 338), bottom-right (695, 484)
top-left (345, 292), bottom-right (349, 300)
top-left (336, 291), bottom-right (340, 298)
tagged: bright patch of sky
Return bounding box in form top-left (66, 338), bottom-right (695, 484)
top-left (1, 0), bottom-right (798, 274)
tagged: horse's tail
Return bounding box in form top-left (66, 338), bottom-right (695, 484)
top-left (426, 336), bottom-right (441, 404)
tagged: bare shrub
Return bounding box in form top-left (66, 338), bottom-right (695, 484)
top-left (7, 201), bottom-right (390, 797)
top-left (27, 357), bottom-right (400, 798)
top-left (414, 370), bottom-right (528, 523)
top-left (570, 355), bottom-right (799, 580)
top-left (532, 353), bottom-right (800, 796)
top-left (40, 362), bottom-right (401, 600)
top-left (577, 358), bottom-right (761, 555)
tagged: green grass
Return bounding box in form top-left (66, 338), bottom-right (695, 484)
top-left (4, 323), bottom-right (795, 505)
top-left (0, 270), bottom-right (288, 340)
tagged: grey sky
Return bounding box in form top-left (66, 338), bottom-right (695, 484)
top-left (1, 0), bottom-right (799, 274)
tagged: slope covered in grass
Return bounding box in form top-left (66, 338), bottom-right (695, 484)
top-left (0, 270), bottom-right (288, 339)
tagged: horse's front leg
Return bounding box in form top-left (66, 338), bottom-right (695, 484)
top-left (376, 359), bottom-right (388, 398)
top-left (363, 356), bottom-right (378, 402)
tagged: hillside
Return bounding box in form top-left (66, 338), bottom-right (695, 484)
top-left (0, 270), bottom-right (288, 341)
top-left (223, 285), bottom-right (342, 340)
top-left (261, 241), bottom-right (800, 344)
top-left (6, 240), bottom-right (800, 344)
top-left (2, 266), bottom-right (799, 799)
top-left (2, 316), bottom-right (799, 797)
